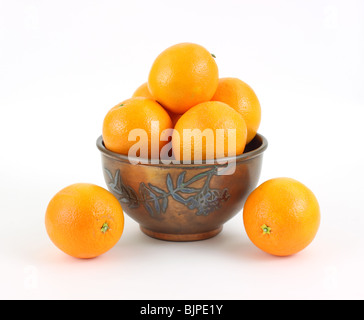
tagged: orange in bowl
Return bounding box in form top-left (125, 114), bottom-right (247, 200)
top-left (212, 77), bottom-right (261, 144)
top-left (102, 97), bottom-right (173, 158)
top-left (132, 82), bottom-right (154, 100)
top-left (148, 42), bottom-right (219, 114)
top-left (172, 101), bottom-right (247, 161)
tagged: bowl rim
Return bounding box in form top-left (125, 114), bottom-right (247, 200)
top-left (96, 133), bottom-right (268, 167)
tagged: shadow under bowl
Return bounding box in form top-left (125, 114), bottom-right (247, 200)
top-left (96, 134), bottom-right (268, 241)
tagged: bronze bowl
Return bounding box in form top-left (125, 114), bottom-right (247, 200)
top-left (96, 134), bottom-right (268, 241)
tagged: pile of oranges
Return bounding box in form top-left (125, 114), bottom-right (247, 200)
top-left (102, 42), bottom-right (261, 161)
top-left (45, 43), bottom-right (320, 259)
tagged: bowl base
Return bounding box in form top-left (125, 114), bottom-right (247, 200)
top-left (140, 226), bottom-right (223, 242)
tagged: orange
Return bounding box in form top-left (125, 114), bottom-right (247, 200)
top-left (102, 97), bottom-right (173, 158)
top-left (132, 82), bottom-right (154, 99)
top-left (212, 77), bottom-right (261, 144)
top-left (243, 178), bottom-right (320, 256)
top-left (45, 183), bottom-right (124, 259)
top-left (148, 42), bottom-right (219, 114)
top-left (172, 101), bottom-right (247, 161)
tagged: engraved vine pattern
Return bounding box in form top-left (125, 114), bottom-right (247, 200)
top-left (104, 168), bottom-right (230, 217)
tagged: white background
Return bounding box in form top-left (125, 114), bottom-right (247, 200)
top-left (1, 0), bottom-right (363, 300)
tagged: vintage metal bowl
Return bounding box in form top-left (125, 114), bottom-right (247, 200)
top-left (96, 134), bottom-right (268, 241)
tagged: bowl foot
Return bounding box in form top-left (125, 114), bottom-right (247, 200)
top-left (140, 226), bottom-right (223, 242)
